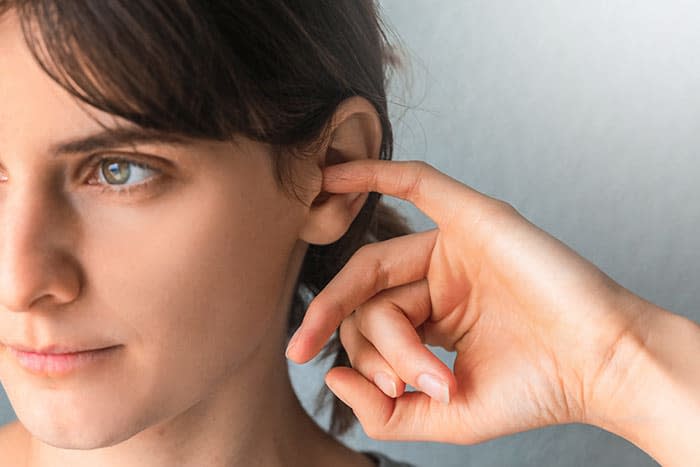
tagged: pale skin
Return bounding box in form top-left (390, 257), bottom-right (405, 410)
top-left (286, 157), bottom-right (700, 466)
top-left (1, 8), bottom-right (698, 467)
top-left (0, 9), bottom-right (379, 467)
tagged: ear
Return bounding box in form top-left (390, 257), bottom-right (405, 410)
top-left (298, 96), bottom-right (382, 246)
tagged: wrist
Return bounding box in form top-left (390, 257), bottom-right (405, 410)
top-left (584, 293), bottom-right (700, 465)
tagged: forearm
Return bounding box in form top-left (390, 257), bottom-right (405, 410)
top-left (586, 295), bottom-right (700, 466)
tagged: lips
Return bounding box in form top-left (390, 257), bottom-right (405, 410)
top-left (6, 343), bottom-right (118, 354)
top-left (6, 344), bottom-right (121, 376)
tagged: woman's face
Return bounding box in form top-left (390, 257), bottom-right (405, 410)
top-left (0, 12), bottom-right (318, 447)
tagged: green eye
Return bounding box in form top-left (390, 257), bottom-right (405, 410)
top-left (86, 155), bottom-right (164, 196)
top-left (101, 159), bottom-right (133, 185)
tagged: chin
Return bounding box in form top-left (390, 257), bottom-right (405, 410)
top-left (17, 408), bottom-right (145, 450)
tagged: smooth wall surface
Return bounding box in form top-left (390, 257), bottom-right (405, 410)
top-left (4, 1), bottom-right (699, 466)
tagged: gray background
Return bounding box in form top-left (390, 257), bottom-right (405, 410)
top-left (3, 1), bottom-right (699, 465)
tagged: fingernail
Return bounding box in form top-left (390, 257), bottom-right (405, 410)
top-left (285, 332), bottom-right (300, 359)
top-left (417, 373), bottom-right (450, 404)
top-left (373, 371), bottom-right (398, 398)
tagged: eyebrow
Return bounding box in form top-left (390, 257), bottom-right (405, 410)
top-left (50, 127), bottom-right (192, 157)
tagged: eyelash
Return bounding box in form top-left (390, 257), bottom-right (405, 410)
top-left (83, 154), bottom-right (164, 197)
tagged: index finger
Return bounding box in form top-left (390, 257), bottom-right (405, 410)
top-left (321, 159), bottom-right (501, 228)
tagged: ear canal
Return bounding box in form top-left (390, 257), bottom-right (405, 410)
top-left (310, 139), bottom-right (347, 208)
top-left (324, 146), bottom-right (345, 166)
top-left (311, 191), bottom-right (332, 206)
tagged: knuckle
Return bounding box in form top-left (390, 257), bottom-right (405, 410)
top-left (402, 161), bottom-right (428, 199)
top-left (353, 245), bottom-right (388, 294)
top-left (352, 244), bottom-right (379, 276)
top-left (371, 256), bottom-right (390, 293)
top-left (493, 198), bottom-right (518, 215)
top-left (470, 199), bottom-right (520, 238)
top-left (412, 159), bottom-right (432, 172)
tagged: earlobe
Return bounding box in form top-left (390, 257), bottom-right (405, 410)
top-left (298, 96), bottom-right (381, 246)
top-left (299, 190), bottom-right (368, 245)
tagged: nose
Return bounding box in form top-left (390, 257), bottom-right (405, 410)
top-left (0, 184), bottom-right (81, 313)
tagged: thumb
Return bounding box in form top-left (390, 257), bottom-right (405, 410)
top-left (325, 366), bottom-right (459, 442)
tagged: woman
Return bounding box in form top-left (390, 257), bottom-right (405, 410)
top-left (2, 2), bottom-right (698, 467)
top-left (0, 1), bottom-right (413, 466)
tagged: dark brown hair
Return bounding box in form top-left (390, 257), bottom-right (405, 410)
top-left (1, 0), bottom-right (414, 436)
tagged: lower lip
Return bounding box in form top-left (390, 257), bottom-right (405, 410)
top-left (8, 346), bottom-right (120, 376)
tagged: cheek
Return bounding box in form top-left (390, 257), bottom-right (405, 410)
top-left (85, 183), bottom-right (299, 386)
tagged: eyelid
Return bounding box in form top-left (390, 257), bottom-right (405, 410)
top-left (83, 151), bottom-right (171, 172)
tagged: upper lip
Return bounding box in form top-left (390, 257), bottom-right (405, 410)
top-left (6, 343), bottom-right (118, 354)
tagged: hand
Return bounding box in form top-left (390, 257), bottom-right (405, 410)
top-left (285, 159), bottom-right (645, 444)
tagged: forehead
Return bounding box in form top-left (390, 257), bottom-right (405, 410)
top-left (0, 10), bottom-right (142, 155)
top-left (0, 9), bottom-right (285, 184)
